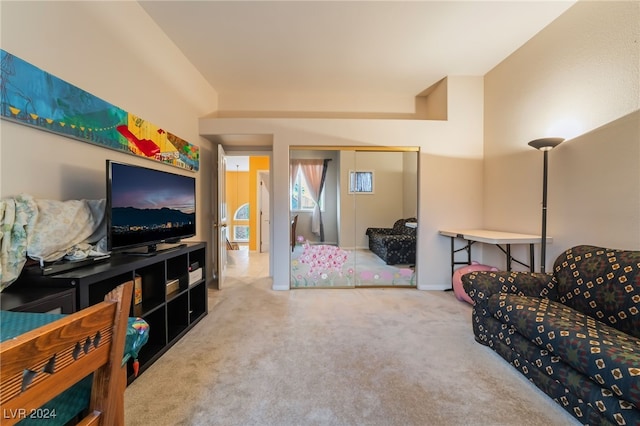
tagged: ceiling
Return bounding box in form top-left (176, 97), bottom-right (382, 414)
top-left (139, 0), bottom-right (575, 115)
top-left (226, 156), bottom-right (250, 172)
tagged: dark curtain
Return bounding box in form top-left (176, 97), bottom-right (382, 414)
top-left (318, 159), bottom-right (329, 242)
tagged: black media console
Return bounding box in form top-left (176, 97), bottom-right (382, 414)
top-left (12, 242), bottom-right (208, 383)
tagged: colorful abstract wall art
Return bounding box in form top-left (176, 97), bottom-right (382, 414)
top-left (0, 49), bottom-right (199, 171)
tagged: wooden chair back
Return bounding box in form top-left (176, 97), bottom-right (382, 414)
top-left (0, 281), bottom-right (133, 426)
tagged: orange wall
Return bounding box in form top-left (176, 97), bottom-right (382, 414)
top-left (226, 171), bottom-right (250, 243)
top-left (249, 156), bottom-right (270, 251)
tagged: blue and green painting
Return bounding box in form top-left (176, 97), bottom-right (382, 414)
top-left (0, 49), bottom-right (199, 171)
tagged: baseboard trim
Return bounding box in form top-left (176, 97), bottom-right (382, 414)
top-left (417, 283), bottom-right (451, 291)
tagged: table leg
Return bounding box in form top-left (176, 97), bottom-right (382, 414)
top-left (506, 244), bottom-right (512, 271)
top-left (450, 237), bottom-right (455, 277)
top-left (448, 236), bottom-right (474, 291)
top-left (529, 243), bottom-right (535, 272)
top-left (450, 237), bottom-right (474, 274)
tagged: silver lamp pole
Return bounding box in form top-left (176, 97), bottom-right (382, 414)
top-left (528, 137), bottom-right (564, 273)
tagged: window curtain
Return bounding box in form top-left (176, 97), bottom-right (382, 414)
top-left (291, 159), bottom-right (326, 237)
top-left (289, 161), bottom-right (300, 200)
top-left (351, 172), bottom-right (373, 193)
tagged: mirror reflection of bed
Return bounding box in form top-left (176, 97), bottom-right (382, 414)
top-left (290, 147), bottom-right (418, 288)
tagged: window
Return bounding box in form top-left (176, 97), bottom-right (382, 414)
top-left (233, 225), bottom-right (249, 242)
top-left (232, 204), bottom-right (249, 241)
top-left (291, 169), bottom-right (324, 211)
top-left (234, 203), bottom-right (249, 220)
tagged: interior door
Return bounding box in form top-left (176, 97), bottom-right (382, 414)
top-left (215, 144), bottom-right (228, 287)
top-left (259, 171), bottom-right (270, 253)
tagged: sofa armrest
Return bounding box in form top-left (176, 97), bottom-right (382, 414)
top-left (366, 227), bottom-right (394, 236)
top-left (462, 271), bottom-right (557, 316)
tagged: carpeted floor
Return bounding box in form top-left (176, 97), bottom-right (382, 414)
top-left (124, 251), bottom-right (579, 426)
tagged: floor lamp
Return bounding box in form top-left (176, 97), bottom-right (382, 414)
top-left (528, 137), bottom-right (564, 273)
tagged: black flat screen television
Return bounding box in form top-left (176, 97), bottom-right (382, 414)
top-left (106, 160), bottom-right (196, 254)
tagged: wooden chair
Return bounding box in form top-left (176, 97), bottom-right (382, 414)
top-left (0, 281), bottom-right (133, 426)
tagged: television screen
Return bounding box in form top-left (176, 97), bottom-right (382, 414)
top-left (107, 160), bottom-right (196, 253)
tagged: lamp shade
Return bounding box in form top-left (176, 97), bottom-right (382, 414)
top-left (528, 137), bottom-right (564, 151)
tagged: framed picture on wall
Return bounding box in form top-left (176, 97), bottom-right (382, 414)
top-left (349, 170), bottom-right (374, 194)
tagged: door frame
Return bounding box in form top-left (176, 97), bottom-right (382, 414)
top-left (213, 144), bottom-right (228, 288)
top-left (216, 149), bottom-right (273, 278)
top-left (257, 170), bottom-right (270, 253)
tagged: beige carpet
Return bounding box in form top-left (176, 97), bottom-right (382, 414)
top-left (124, 252), bottom-right (579, 426)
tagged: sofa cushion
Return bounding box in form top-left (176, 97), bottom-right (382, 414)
top-left (552, 245), bottom-right (640, 339)
top-left (492, 320), bottom-right (639, 425)
top-left (491, 337), bottom-right (625, 426)
top-left (488, 293), bottom-right (640, 408)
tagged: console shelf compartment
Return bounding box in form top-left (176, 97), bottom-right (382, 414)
top-left (13, 242), bottom-right (208, 383)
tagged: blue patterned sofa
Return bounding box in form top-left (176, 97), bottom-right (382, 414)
top-left (365, 218), bottom-right (416, 265)
top-left (462, 245), bottom-right (639, 426)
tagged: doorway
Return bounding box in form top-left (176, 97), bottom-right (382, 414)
top-left (226, 156), bottom-right (250, 250)
top-left (216, 151), bottom-right (272, 287)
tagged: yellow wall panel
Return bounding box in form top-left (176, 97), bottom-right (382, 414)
top-left (249, 156), bottom-right (270, 251)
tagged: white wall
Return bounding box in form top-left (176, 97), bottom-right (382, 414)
top-left (201, 76), bottom-right (486, 290)
top-left (204, 1), bottom-right (640, 288)
top-left (6, 2), bottom-right (629, 292)
top-left (403, 151), bottom-right (418, 218)
top-left (338, 151), bottom-right (411, 250)
top-left (483, 1), bottom-right (640, 270)
top-left (0, 2), bottom-right (218, 275)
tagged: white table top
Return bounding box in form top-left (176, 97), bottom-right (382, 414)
top-left (439, 229), bottom-right (552, 245)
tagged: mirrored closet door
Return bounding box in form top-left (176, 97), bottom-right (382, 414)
top-left (290, 147), bottom-right (418, 288)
